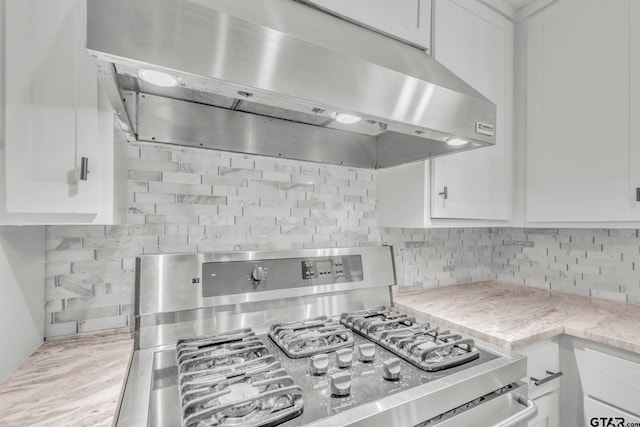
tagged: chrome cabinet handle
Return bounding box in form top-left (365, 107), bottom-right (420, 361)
top-left (531, 370), bottom-right (563, 386)
top-left (80, 157), bottom-right (89, 180)
top-left (493, 394), bottom-right (538, 427)
top-left (438, 186), bottom-right (448, 199)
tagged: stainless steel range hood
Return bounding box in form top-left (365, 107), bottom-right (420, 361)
top-left (86, 0), bottom-right (497, 168)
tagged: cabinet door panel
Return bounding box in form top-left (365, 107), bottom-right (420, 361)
top-left (528, 391), bottom-right (559, 427)
top-left (584, 348), bottom-right (640, 416)
top-left (584, 396), bottom-right (640, 425)
top-left (632, 1), bottom-right (640, 207)
top-left (306, 0), bottom-right (430, 48)
top-left (526, 0), bottom-right (635, 221)
top-left (431, 0), bottom-right (512, 220)
top-left (4, 0), bottom-right (99, 214)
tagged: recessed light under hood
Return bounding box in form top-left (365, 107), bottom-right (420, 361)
top-left (86, 0), bottom-right (496, 169)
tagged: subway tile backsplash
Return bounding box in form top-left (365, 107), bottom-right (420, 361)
top-left (44, 143), bottom-right (640, 337)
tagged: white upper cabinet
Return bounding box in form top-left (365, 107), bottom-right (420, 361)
top-left (1, 0), bottom-right (126, 224)
top-left (430, 0), bottom-right (514, 220)
top-left (631, 1), bottom-right (640, 205)
top-left (376, 0), bottom-right (514, 227)
top-left (304, 0), bottom-right (431, 49)
top-left (377, 161), bottom-right (430, 228)
top-left (526, 0), bottom-right (639, 222)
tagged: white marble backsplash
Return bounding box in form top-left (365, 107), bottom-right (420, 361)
top-left (44, 142), bottom-right (640, 338)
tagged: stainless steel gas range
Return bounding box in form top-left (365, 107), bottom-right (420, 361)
top-left (116, 246), bottom-right (537, 426)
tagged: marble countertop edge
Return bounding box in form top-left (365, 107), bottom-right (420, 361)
top-left (395, 301), bottom-right (565, 350)
top-left (392, 281), bottom-right (640, 354)
top-left (0, 330), bottom-right (134, 427)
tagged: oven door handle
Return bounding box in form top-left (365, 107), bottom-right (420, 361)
top-left (492, 394), bottom-right (538, 427)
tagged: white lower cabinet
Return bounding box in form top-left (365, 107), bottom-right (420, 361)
top-left (560, 337), bottom-right (640, 426)
top-left (584, 397), bottom-right (640, 426)
top-left (583, 348), bottom-right (640, 420)
top-left (516, 339), bottom-right (561, 426)
top-left (529, 391), bottom-right (559, 427)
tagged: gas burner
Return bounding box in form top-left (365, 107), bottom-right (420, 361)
top-left (342, 307), bottom-right (416, 334)
top-left (269, 316), bottom-right (354, 358)
top-left (177, 329), bottom-right (269, 373)
top-left (176, 329), bottom-right (304, 427)
top-left (341, 307), bottom-right (480, 372)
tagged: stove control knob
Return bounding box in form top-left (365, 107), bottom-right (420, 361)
top-left (383, 358), bottom-right (401, 381)
top-left (310, 354), bottom-right (329, 376)
top-left (251, 266), bottom-right (266, 282)
top-left (358, 343), bottom-right (375, 363)
top-left (336, 348), bottom-right (353, 368)
top-left (330, 372), bottom-right (352, 397)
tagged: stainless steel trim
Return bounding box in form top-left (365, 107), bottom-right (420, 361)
top-left (135, 93), bottom-right (377, 168)
top-left (376, 131), bottom-right (489, 168)
top-left (116, 337), bottom-right (526, 427)
top-left (135, 287), bottom-right (393, 349)
top-left (89, 60), bottom-right (136, 140)
top-left (303, 348), bottom-right (526, 426)
top-left (115, 347), bottom-right (157, 427)
top-left (136, 246), bottom-right (395, 316)
top-left (86, 0), bottom-right (497, 168)
top-left (134, 246), bottom-right (396, 349)
top-left (493, 394), bottom-right (538, 427)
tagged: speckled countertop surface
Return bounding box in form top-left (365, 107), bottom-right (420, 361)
top-left (394, 281), bottom-right (640, 353)
top-left (0, 330), bottom-right (133, 427)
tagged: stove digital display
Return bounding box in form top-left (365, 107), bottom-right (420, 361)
top-left (301, 255), bottom-right (362, 283)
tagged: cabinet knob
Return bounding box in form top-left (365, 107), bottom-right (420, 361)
top-left (438, 186), bottom-right (448, 200)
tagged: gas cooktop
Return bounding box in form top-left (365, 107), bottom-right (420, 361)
top-left (116, 247), bottom-right (530, 427)
top-left (157, 312), bottom-right (499, 427)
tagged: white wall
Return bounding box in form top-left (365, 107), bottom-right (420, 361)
top-left (0, 226), bottom-right (45, 382)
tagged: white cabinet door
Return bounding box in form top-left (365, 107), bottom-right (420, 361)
top-left (528, 391), bottom-right (559, 427)
top-left (517, 339), bottom-right (561, 401)
top-left (4, 0), bottom-right (99, 215)
top-left (583, 348), bottom-right (640, 417)
top-left (632, 1), bottom-right (640, 202)
top-left (584, 397), bottom-right (640, 426)
top-left (305, 0), bottom-right (431, 49)
top-left (526, 0), bottom-right (638, 222)
top-left (430, 0), bottom-right (513, 220)
top-left (377, 161), bottom-right (430, 228)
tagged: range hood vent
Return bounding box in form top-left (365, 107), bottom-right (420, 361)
top-left (86, 0), bottom-right (497, 169)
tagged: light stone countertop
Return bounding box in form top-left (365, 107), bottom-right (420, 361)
top-left (393, 281), bottom-right (640, 353)
top-left (0, 330), bottom-right (133, 427)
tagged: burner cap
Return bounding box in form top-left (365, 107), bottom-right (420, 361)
top-left (219, 383), bottom-right (261, 417)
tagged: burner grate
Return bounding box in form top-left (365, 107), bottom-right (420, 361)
top-left (341, 307), bottom-right (480, 372)
top-left (268, 316), bottom-right (354, 358)
top-left (176, 329), bottom-right (304, 427)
